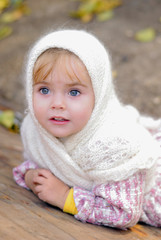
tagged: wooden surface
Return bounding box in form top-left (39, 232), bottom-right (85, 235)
top-left (0, 125), bottom-right (161, 240)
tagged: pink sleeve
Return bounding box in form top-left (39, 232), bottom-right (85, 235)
top-left (139, 126), bottom-right (161, 227)
top-left (73, 172), bottom-right (145, 229)
top-left (140, 159), bottom-right (161, 227)
top-left (140, 184), bottom-right (161, 227)
top-left (13, 160), bottom-right (38, 189)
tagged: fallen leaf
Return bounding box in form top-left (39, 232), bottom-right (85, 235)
top-left (70, 0), bottom-right (97, 22)
top-left (70, 0), bottom-right (122, 22)
top-left (0, 1), bottom-right (30, 40)
top-left (97, 9), bottom-right (114, 21)
top-left (130, 224), bottom-right (148, 237)
top-left (11, 0), bottom-right (24, 6)
top-left (95, 0), bottom-right (122, 13)
top-left (0, 1), bottom-right (30, 23)
top-left (0, 0), bottom-right (9, 12)
top-left (135, 28), bottom-right (156, 42)
top-left (80, 0), bottom-right (98, 14)
top-left (0, 110), bottom-right (14, 128)
top-left (112, 70), bottom-right (117, 78)
top-left (81, 13), bottom-right (93, 22)
top-left (1, 9), bottom-right (23, 22)
top-left (0, 25), bottom-right (12, 40)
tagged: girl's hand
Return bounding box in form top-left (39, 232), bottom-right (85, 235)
top-left (25, 168), bottom-right (39, 193)
top-left (25, 168), bottom-right (70, 209)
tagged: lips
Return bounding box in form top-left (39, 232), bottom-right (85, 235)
top-left (49, 116), bottom-right (69, 124)
top-left (52, 117), bottom-right (68, 122)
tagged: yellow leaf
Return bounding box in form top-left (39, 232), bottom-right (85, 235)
top-left (95, 0), bottom-right (122, 13)
top-left (97, 10), bottom-right (114, 21)
top-left (80, 0), bottom-right (98, 14)
top-left (0, 25), bottom-right (12, 40)
top-left (0, 110), bottom-right (14, 129)
top-left (70, 0), bottom-right (96, 18)
top-left (81, 13), bottom-right (93, 22)
top-left (70, 0), bottom-right (122, 22)
top-left (0, 2), bottom-right (30, 23)
top-left (1, 9), bottom-right (23, 22)
top-left (135, 28), bottom-right (156, 42)
top-left (17, 3), bottom-right (31, 15)
top-left (112, 70), bottom-right (117, 78)
top-left (0, 0), bottom-right (9, 12)
top-left (70, 0), bottom-right (96, 21)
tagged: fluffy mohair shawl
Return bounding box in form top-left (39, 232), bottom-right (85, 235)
top-left (21, 29), bottom-right (160, 192)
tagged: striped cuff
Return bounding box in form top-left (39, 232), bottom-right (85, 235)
top-left (63, 188), bottom-right (78, 215)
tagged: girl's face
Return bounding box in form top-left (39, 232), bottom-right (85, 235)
top-left (33, 52), bottom-right (95, 138)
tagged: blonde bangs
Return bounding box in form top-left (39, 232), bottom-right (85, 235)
top-left (33, 48), bottom-right (72, 84)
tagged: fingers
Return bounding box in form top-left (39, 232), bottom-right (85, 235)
top-left (37, 192), bottom-right (47, 202)
top-left (33, 184), bottom-right (43, 196)
top-left (33, 185), bottom-right (48, 202)
top-left (33, 175), bottom-right (45, 185)
top-left (37, 168), bottom-right (53, 178)
top-left (28, 168), bottom-right (56, 201)
top-left (31, 168), bottom-right (52, 183)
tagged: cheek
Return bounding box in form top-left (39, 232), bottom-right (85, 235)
top-left (83, 107), bottom-right (93, 122)
top-left (71, 95), bottom-right (94, 118)
top-left (33, 95), bottom-right (46, 119)
top-left (72, 102), bottom-right (93, 123)
top-left (79, 96), bottom-right (94, 118)
top-left (81, 100), bottom-right (94, 124)
top-left (75, 108), bottom-right (92, 132)
top-left (33, 95), bottom-right (39, 115)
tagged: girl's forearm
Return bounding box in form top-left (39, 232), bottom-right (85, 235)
top-left (72, 172), bottom-right (145, 229)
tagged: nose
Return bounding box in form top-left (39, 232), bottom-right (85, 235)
top-left (50, 94), bottom-right (66, 110)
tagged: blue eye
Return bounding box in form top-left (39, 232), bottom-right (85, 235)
top-left (69, 90), bottom-right (80, 96)
top-left (40, 87), bottom-right (50, 95)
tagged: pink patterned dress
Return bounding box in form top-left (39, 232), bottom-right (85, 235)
top-left (13, 128), bottom-right (161, 229)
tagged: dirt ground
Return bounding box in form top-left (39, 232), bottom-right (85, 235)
top-left (0, 0), bottom-right (161, 118)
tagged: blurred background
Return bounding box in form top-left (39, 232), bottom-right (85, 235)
top-left (0, 0), bottom-right (161, 128)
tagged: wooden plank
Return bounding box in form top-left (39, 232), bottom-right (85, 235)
top-left (0, 125), bottom-right (161, 240)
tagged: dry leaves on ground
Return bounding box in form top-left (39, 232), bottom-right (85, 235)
top-left (70, 0), bottom-right (122, 22)
top-left (0, 0), bottom-right (30, 40)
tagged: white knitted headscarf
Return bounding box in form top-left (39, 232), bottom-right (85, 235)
top-left (21, 29), bottom-right (160, 191)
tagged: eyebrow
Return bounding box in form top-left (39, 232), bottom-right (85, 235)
top-left (33, 81), bottom-right (49, 86)
top-left (33, 81), bottom-right (87, 87)
top-left (66, 82), bottom-right (87, 88)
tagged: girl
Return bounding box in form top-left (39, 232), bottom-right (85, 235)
top-left (13, 29), bottom-right (161, 229)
